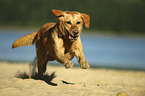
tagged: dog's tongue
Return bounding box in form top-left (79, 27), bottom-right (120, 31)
top-left (69, 35), bottom-right (73, 39)
top-left (69, 35), bottom-right (77, 40)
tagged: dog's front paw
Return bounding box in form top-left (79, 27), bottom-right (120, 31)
top-left (64, 61), bottom-right (74, 69)
top-left (80, 61), bottom-right (89, 69)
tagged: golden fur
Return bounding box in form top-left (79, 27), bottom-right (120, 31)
top-left (12, 9), bottom-right (90, 76)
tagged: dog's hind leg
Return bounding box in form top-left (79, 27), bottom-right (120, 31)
top-left (42, 54), bottom-right (55, 73)
top-left (36, 39), bottom-right (48, 77)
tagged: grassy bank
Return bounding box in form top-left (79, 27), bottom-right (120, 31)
top-left (0, 0), bottom-right (145, 33)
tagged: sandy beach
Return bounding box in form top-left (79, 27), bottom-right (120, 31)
top-left (0, 62), bottom-right (145, 96)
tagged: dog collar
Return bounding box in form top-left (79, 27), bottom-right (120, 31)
top-left (58, 31), bottom-right (63, 38)
top-left (57, 23), bottom-right (63, 38)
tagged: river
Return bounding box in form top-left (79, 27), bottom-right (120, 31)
top-left (0, 29), bottom-right (145, 70)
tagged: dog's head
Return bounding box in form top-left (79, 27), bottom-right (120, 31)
top-left (52, 9), bottom-right (90, 41)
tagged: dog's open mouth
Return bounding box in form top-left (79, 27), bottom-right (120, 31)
top-left (69, 35), bottom-right (79, 40)
top-left (66, 30), bottom-right (79, 40)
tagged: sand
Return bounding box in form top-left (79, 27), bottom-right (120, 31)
top-left (0, 62), bottom-right (145, 96)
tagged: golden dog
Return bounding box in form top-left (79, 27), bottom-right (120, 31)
top-left (12, 9), bottom-right (90, 76)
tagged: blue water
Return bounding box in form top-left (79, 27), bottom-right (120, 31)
top-left (0, 29), bottom-right (145, 70)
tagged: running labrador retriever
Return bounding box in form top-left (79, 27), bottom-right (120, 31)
top-left (12, 9), bottom-right (90, 76)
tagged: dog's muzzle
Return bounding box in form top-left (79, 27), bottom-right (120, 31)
top-left (68, 30), bottom-right (79, 40)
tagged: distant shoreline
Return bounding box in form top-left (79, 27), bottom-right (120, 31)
top-left (0, 26), bottom-right (145, 38)
top-left (1, 61), bottom-right (145, 72)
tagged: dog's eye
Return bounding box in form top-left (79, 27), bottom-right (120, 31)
top-left (76, 21), bottom-right (81, 24)
top-left (66, 21), bottom-right (71, 24)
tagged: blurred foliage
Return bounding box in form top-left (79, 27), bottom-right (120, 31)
top-left (0, 0), bottom-right (145, 32)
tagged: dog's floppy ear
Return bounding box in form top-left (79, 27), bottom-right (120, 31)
top-left (81, 13), bottom-right (90, 29)
top-left (52, 9), bottom-right (64, 18)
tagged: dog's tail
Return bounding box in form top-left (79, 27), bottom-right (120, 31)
top-left (12, 31), bottom-right (38, 48)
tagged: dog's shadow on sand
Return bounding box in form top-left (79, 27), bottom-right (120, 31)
top-left (15, 72), bottom-right (75, 86)
top-left (16, 72), bottom-right (58, 86)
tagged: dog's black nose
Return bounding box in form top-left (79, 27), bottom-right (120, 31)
top-left (73, 30), bottom-right (79, 36)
